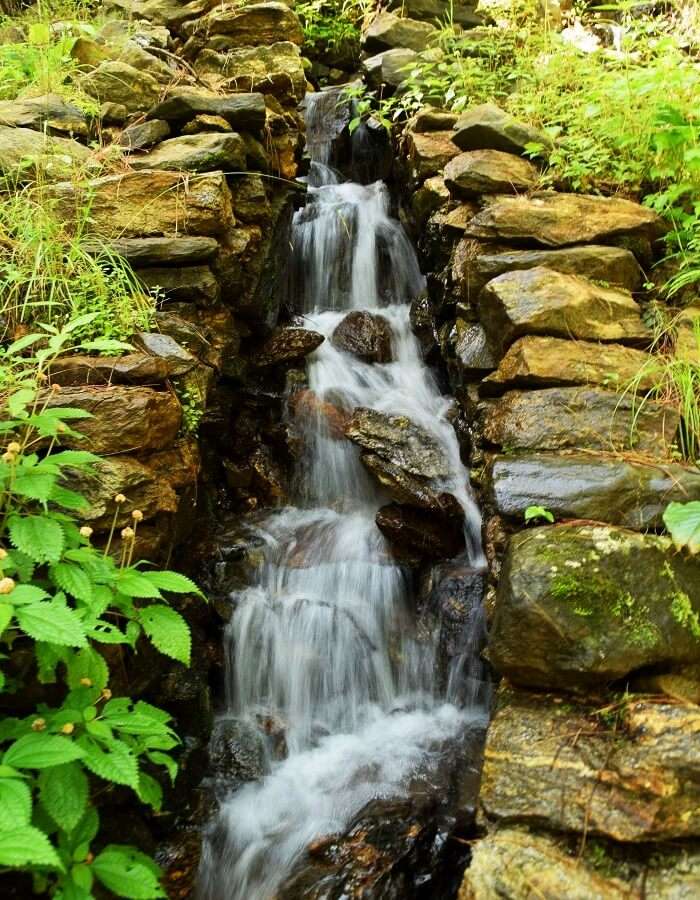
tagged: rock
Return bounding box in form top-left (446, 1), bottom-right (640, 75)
top-left (331, 310), bottom-right (392, 363)
top-left (105, 0), bottom-right (217, 29)
top-left (479, 267), bottom-right (649, 354)
top-left (255, 327), bottom-right (325, 367)
top-left (449, 320), bottom-right (497, 380)
top-left (194, 42), bottom-right (306, 106)
top-left (363, 11), bottom-right (436, 53)
top-left (100, 101), bottom-right (128, 125)
top-left (0, 93), bottom-right (87, 136)
top-left (118, 118), bottom-right (170, 150)
top-left (345, 408), bottom-right (450, 478)
top-left (0, 125), bottom-right (92, 180)
top-left (491, 525), bottom-right (700, 690)
top-left (147, 87), bottom-right (266, 131)
top-left (116, 41), bottom-right (175, 82)
top-left (80, 61), bottom-right (161, 113)
top-left (489, 452), bottom-right (700, 529)
top-left (136, 265), bottom-right (219, 305)
top-left (208, 717), bottom-right (266, 784)
top-left (182, 2), bottom-right (304, 46)
top-left (483, 386), bottom-right (676, 455)
top-left (181, 114), bottom-right (232, 134)
top-left (127, 132), bottom-right (246, 173)
top-left (362, 48), bottom-right (418, 91)
top-left (405, 130), bottom-right (461, 181)
top-left (410, 175), bottom-right (450, 226)
top-left (45, 385), bottom-right (181, 453)
top-left (452, 102), bottom-right (553, 156)
top-left (290, 390), bottom-right (349, 440)
top-left (465, 192), bottom-right (665, 251)
top-left (412, 106), bottom-right (458, 132)
top-left (479, 686), bottom-right (700, 841)
top-left (133, 332), bottom-right (196, 375)
top-left (377, 503), bottom-right (465, 561)
top-left (444, 149), bottom-right (539, 197)
top-left (482, 336), bottom-right (653, 393)
top-left (48, 170), bottom-right (233, 238)
top-left (361, 452), bottom-right (461, 514)
top-left (388, 0), bottom-right (482, 27)
top-left (48, 353), bottom-right (172, 386)
top-left (91, 236), bottom-right (219, 266)
top-left (158, 306), bottom-right (240, 372)
top-left (457, 243), bottom-right (643, 301)
top-left (230, 175), bottom-right (270, 224)
top-left (676, 305), bottom-right (700, 365)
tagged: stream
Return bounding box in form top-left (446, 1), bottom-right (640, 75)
top-left (197, 94), bottom-right (490, 899)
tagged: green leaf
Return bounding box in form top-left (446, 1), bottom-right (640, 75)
top-left (116, 571), bottom-right (162, 599)
top-left (143, 571), bottom-right (203, 597)
top-left (36, 642), bottom-right (68, 684)
top-left (136, 772), bottom-right (162, 811)
top-left (7, 584), bottom-right (49, 605)
top-left (0, 825), bottom-right (62, 869)
top-left (39, 762), bottom-right (88, 832)
top-left (66, 647), bottom-right (109, 692)
top-left (0, 602), bottom-right (13, 636)
top-left (0, 777), bottom-right (32, 828)
top-left (51, 563), bottom-right (94, 605)
top-left (92, 845), bottom-right (165, 899)
top-left (663, 501), bottom-right (700, 554)
top-left (7, 388), bottom-right (35, 419)
top-left (524, 505), bottom-right (555, 524)
top-left (147, 751), bottom-right (177, 785)
top-left (8, 515), bottom-right (65, 564)
top-left (3, 733), bottom-right (86, 769)
top-left (13, 470), bottom-right (57, 502)
top-left (17, 601), bottom-right (87, 647)
top-left (76, 737), bottom-right (138, 789)
top-left (139, 606), bottom-right (191, 665)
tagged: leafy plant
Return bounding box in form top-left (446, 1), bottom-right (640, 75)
top-left (524, 505), bottom-right (555, 524)
top-left (297, 0), bottom-right (371, 56)
top-left (663, 500), bottom-right (700, 554)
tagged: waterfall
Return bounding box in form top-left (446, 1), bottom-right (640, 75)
top-left (198, 94), bottom-right (488, 900)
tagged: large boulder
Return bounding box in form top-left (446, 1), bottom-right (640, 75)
top-left (360, 452), bottom-right (461, 514)
top-left (490, 525), bottom-right (700, 690)
top-left (482, 336), bottom-right (653, 394)
top-left (48, 353), bottom-right (172, 386)
top-left (483, 386), bottom-right (677, 455)
top-left (87, 236), bottom-right (219, 266)
top-left (452, 102), bottom-right (553, 156)
top-left (405, 130), bottom-right (461, 180)
top-left (80, 60), bottom-right (161, 113)
top-left (363, 11), bottom-right (437, 53)
top-left (194, 42), bottom-right (306, 106)
top-left (479, 687), bottom-right (700, 841)
top-left (362, 48), bottom-right (417, 91)
top-left (479, 267), bottom-right (650, 354)
top-left (345, 408), bottom-right (450, 478)
top-left (387, 0), bottom-right (482, 27)
top-left (255, 327), bottom-right (325, 367)
top-left (147, 86), bottom-right (266, 131)
top-left (0, 125), bottom-right (92, 179)
top-left (182, 2), bottom-right (304, 46)
top-left (127, 132), bottom-right (246, 173)
top-left (331, 310), bottom-right (392, 363)
top-left (444, 149), bottom-right (539, 197)
top-left (136, 265), bottom-right (219, 305)
top-left (118, 118), bottom-right (171, 150)
top-left (488, 452), bottom-right (700, 529)
top-left (0, 93), bottom-right (87, 136)
top-left (376, 503), bottom-right (465, 561)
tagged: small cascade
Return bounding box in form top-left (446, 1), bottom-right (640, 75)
top-left (198, 92), bottom-right (490, 900)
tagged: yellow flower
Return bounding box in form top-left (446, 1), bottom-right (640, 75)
top-left (0, 577), bottom-right (15, 595)
top-left (79, 526), bottom-right (94, 538)
top-left (61, 723), bottom-right (75, 735)
top-left (120, 527), bottom-right (135, 541)
top-left (132, 509), bottom-right (144, 522)
top-left (114, 493), bottom-right (126, 504)
top-left (31, 718), bottom-right (46, 731)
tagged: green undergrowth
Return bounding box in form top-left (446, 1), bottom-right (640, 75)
top-left (298, 0), bottom-right (372, 62)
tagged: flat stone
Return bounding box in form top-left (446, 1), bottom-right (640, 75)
top-left (194, 42), bottom-right (306, 106)
top-left (479, 267), bottom-right (650, 354)
top-left (483, 386), bottom-right (676, 455)
top-left (331, 310), bottom-right (392, 363)
top-left (80, 60), bottom-right (161, 113)
top-left (181, 114), bottom-right (232, 134)
top-left (465, 192), bottom-right (665, 250)
top-left (0, 125), bottom-right (92, 179)
top-left (136, 265), bottom-right (219, 305)
top-left (48, 170), bottom-right (233, 238)
top-left (410, 175), bottom-right (450, 226)
top-left (444, 149), bottom-right (539, 197)
top-left (490, 525), bottom-right (700, 690)
top-left (117, 41), bottom-right (175, 82)
top-left (345, 407), bottom-right (450, 478)
top-left (127, 132), bottom-right (246, 173)
top-left (376, 503), bottom-right (465, 562)
top-left (48, 353), bottom-right (172, 386)
top-left (412, 106), bottom-right (458, 132)
top-left (448, 320), bottom-right (497, 381)
top-left (457, 242), bottom-right (643, 301)
top-left (362, 48), bottom-right (418, 90)
top-left (489, 452), bottom-right (700, 528)
top-left (118, 118), bottom-right (170, 150)
top-left (104, 0), bottom-right (217, 29)
top-left (0, 93), bottom-right (87, 136)
top-left (147, 86), bottom-right (266, 131)
top-left (387, 0), bottom-right (482, 27)
top-left (453, 102), bottom-right (553, 156)
top-left (133, 332), bottom-right (196, 375)
top-left (482, 335), bottom-right (654, 393)
top-left (363, 11), bottom-right (436, 53)
top-left (479, 686), bottom-right (700, 840)
top-left (255, 327), bottom-right (325, 367)
top-left (361, 452), bottom-right (461, 514)
top-left (182, 2), bottom-right (304, 45)
top-left (100, 101), bottom-right (128, 125)
top-left (88, 236), bottom-right (219, 265)
top-left (405, 130), bottom-right (461, 181)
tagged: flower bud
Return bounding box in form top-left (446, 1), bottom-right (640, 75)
top-left (0, 548), bottom-right (7, 560)
top-left (79, 677), bottom-right (93, 687)
top-left (50, 383), bottom-right (61, 394)
top-left (2, 451), bottom-right (15, 463)
top-left (132, 509), bottom-right (143, 522)
top-left (31, 718), bottom-right (46, 731)
top-left (61, 723), bottom-right (75, 735)
top-left (7, 442), bottom-right (20, 454)
top-left (79, 526), bottom-right (93, 538)
top-left (120, 527), bottom-right (135, 541)
top-left (101, 688), bottom-right (112, 701)
top-left (114, 493), bottom-right (126, 504)
top-left (0, 577), bottom-right (15, 595)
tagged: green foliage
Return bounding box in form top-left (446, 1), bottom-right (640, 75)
top-left (663, 500), bottom-right (700, 555)
top-left (0, 321), bottom-right (205, 898)
top-left (297, 0), bottom-right (370, 57)
top-left (524, 505), bottom-right (555, 524)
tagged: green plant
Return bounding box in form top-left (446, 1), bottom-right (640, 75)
top-left (663, 500), bottom-right (700, 554)
top-left (524, 505), bottom-right (555, 524)
top-left (0, 319), bottom-right (203, 897)
top-left (297, 0), bottom-right (370, 56)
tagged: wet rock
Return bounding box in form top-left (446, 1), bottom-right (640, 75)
top-left (136, 265), bottom-right (219, 305)
top-left (118, 118), bottom-right (171, 150)
top-left (345, 407), bottom-right (450, 478)
top-left (412, 107), bottom-right (458, 132)
top-left (45, 385), bottom-right (181, 453)
top-left (81, 60), bottom-right (161, 113)
top-left (465, 192), bottom-right (665, 252)
top-left (377, 503), bottom-right (465, 561)
top-left (133, 332), bottom-right (196, 375)
top-left (388, 0), bottom-right (482, 27)
top-left (48, 353), bottom-right (172, 386)
top-left (361, 452), bottom-right (461, 515)
top-left (405, 130), bottom-right (461, 181)
top-left (331, 310), bottom-right (392, 363)
top-left (479, 267), bottom-right (649, 354)
top-left (147, 86), bottom-right (267, 131)
top-left (250, 445), bottom-right (287, 504)
top-left (0, 93), bottom-right (87, 137)
top-left (409, 293), bottom-right (440, 359)
top-left (48, 171), bottom-right (233, 238)
top-left (457, 243), bottom-right (643, 301)
top-left (230, 175), bottom-right (270, 224)
top-left (182, 2), bottom-right (304, 46)
top-left (181, 114), bottom-right (232, 134)
top-left (429, 202), bottom-right (478, 235)
top-left (0, 125), bottom-right (92, 180)
top-left (483, 386), bottom-right (677, 455)
top-left (444, 149), bottom-right (539, 197)
top-left (208, 717), bottom-right (266, 784)
top-left (156, 306), bottom-right (239, 372)
top-left (482, 336), bottom-right (653, 394)
top-left (158, 830), bottom-right (202, 900)
top-left (491, 525), bottom-right (700, 690)
top-left (410, 175), bottom-right (450, 227)
top-left (449, 320), bottom-right (497, 380)
top-left (489, 452), bottom-right (700, 529)
top-left (291, 390), bottom-right (349, 440)
top-left (362, 48), bottom-right (418, 91)
top-left (91, 236), bottom-right (219, 266)
top-left (255, 328), bottom-right (325, 367)
top-left (480, 687), bottom-right (700, 841)
top-left (194, 42), bottom-right (306, 106)
top-left (363, 11), bottom-right (437, 53)
top-left (452, 102), bottom-right (553, 156)
top-left (127, 132), bottom-right (246, 173)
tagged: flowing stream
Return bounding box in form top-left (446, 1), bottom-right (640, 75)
top-left (198, 97), bottom-right (488, 899)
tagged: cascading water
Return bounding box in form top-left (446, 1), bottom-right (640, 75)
top-left (198, 95), bottom-right (489, 900)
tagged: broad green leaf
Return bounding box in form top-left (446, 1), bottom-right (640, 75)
top-left (139, 606), bottom-right (191, 665)
top-left (8, 515), bottom-right (65, 564)
top-left (17, 601), bottom-right (87, 647)
top-left (146, 751), bottom-right (177, 785)
top-left (0, 825), bottom-right (62, 869)
top-left (39, 763), bottom-right (88, 832)
top-left (66, 647), bottom-right (109, 692)
top-left (136, 772), bottom-right (162, 811)
top-left (143, 571), bottom-right (203, 597)
top-left (0, 777), bottom-right (32, 827)
top-left (7, 584), bottom-right (49, 605)
top-left (116, 571), bottom-right (162, 599)
top-left (0, 602), bottom-right (13, 636)
top-left (92, 845), bottom-right (165, 899)
top-left (524, 505), bottom-right (555, 524)
top-left (3, 733), bottom-right (85, 769)
top-left (7, 388), bottom-right (35, 419)
top-left (36, 642), bottom-right (68, 683)
top-left (76, 737), bottom-right (138, 789)
top-left (13, 470), bottom-right (57, 502)
top-left (51, 563), bottom-right (94, 605)
top-left (663, 501), bottom-right (700, 554)
top-left (68, 807), bottom-right (99, 854)
top-left (46, 451), bottom-right (100, 468)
